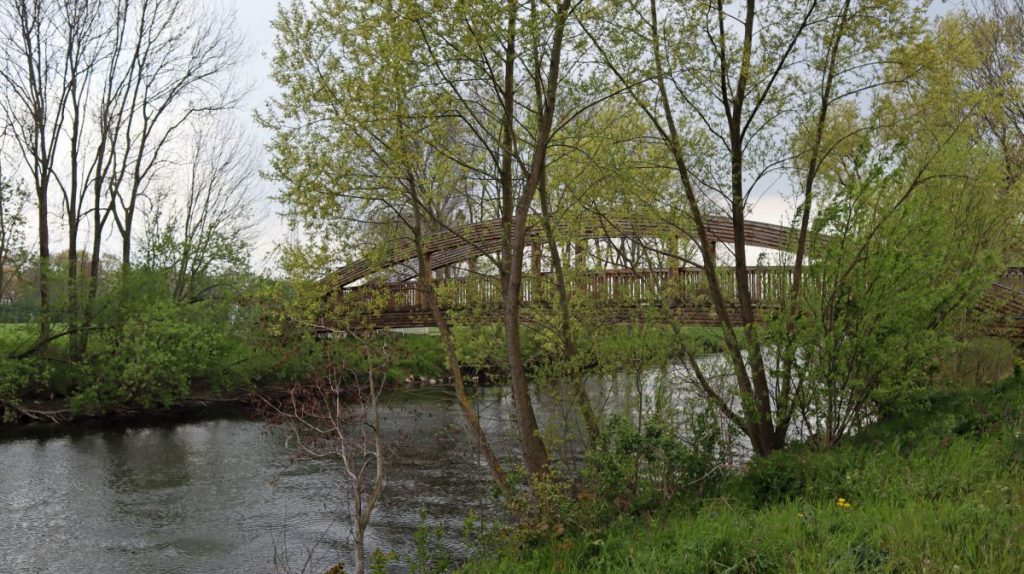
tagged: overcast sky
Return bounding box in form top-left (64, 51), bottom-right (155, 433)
top-left (218, 0), bottom-right (284, 272)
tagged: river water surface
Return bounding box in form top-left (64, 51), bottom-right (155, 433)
top-left (0, 363), bottom-right (730, 573)
top-left (0, 388), bottom-right (528, 574)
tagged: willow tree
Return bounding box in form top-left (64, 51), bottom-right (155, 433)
top-left (775, 5), bottom-right (1024, 444)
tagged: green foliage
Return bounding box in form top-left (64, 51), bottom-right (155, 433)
top-left (0, 171), bottom-right (29, 305)
top-left (408, 510), bottom-right (452, 574)
top-left (0, 323), bottom-right (35, 350)
top-left (371, 548), bottom-right (398, 574)
top-left (582, 396), bottom-right (722, 518)
top-left (462, 376), bottom-right (1024, 573)
top-left (450, 324), bottom-right (510, 373)
top-left (499, 468), bottom-right (577, 549)
top-left (324, 332), bottom-right (448, 384)
top-left (0, 263), bottom-right (295, 416)
top-left (70, 298), bottom-right (248, 412)
top-left (768, 96), bottom-right (1019, 444)
top-left (0, 354), bottom-right (45, 422)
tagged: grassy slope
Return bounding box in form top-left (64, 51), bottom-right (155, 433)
top-left (464, 377), bottom-right (1024, 573)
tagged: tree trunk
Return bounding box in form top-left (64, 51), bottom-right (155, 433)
top-left (423, 268), bottom-right (509, 489)
top-left (726, 0), bottom-right (779, 455)
top-left (407, 179), bottom-right (510, 489)
top-left (84, 161), bottom-right (107, 358)
top-left (352, 522), bottom-right (365, 574)
top-left (36, 194), bottom-right (50, 345)
top-left (67, 219), bottom-right (80, 360)
top-left (121, 210), bottom-right (132, 270)
top-left (644, 0), bottom-right (777, 455)
top-left (496, 0), bottom-right (550, 475)
top-left (538, 173), bottom-right (600, 442)
top-left (502, 280), bottom-right (551, 473)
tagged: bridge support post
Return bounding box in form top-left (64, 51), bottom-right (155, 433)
top-left (467, 257), bottom-right (478, 304)
top-left (419, 251), bottom-right (432, 308)
top-left (573, 241), bottom-right (588, 270)
top-left (530, 243), bottom-right (542, 302)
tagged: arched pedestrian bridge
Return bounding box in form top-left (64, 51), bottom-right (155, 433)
top-left (323, 216), bottom-right (1024, 339)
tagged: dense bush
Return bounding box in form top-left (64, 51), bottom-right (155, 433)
top-left (0, 266), bottom-right (299, 416)
top-left (0, 355), bottom-right (46, 422)
top-left (70, 298), bottom-right (257, 411)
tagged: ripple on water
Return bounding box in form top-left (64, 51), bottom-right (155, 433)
top-left (0, 394), bottom-right (511, 574)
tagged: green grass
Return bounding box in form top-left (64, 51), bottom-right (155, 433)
top-left (385, 332), bottom-right (448, 382)
top-left (0, 322), bottom-right (35, 346)
top-left (462, 376), bottom-right (1024, 573)
top-left (326, 331), bottom-right (449, 384)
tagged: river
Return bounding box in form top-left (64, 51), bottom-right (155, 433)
top-left (0, 363), bottom-right (731, 573)
top-left (0, 387), bottom-right (525, 574)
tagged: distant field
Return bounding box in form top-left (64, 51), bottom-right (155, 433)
top-left (0, 323), bottom-right (35, 342)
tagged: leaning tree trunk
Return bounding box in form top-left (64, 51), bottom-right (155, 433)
top-left (496, 0), bottom-right (550, 476)
top-left (537, 174), bottom-right (600, 442)
top-left (409, 202), bottom-right (510, 489)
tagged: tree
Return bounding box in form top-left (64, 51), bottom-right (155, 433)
top-left (0, 0), bottom-right (72, 344)
top-left (0, 0), bottom-right (247, 360)
top-left (964, 0), bottom-right (1024, 189)
top-left (107, 0), bottom-right (245, 270)
top-left (261, 0), bottom-right (510, 487)
top-left (0, 156), bottom-right (28, 307)
top-left (586, 0), bottom-right (949, 455)
top-left (786, 131), bottom-right (1015, 443)
top-left (780, 8), bottom-right (1022, 444)
top-left (53, 0), bottom-right (105, 359)
top-left (414, 0), bottom-right (586, 474)
top-left (265, 339), bottom-right (388, 574)
top-left (138, 118), bottom-right (257, 303)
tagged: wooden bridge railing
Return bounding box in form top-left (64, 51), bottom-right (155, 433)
top-left (324, 266), bottom-right (1024, 337)
top-left (342, 266), bottom-right (800, 314)
top-left (322, 261), bottom-right (1024, 338)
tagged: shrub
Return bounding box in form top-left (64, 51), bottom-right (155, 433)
top-left (71, 299), bottom-right (257, 412)
top-left (0, 355), bottom-right (44, 422)
top-left (582, 394), bottom-right (725, 519)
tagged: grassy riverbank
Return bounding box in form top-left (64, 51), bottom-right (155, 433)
top-left (463, 374), bottom-right (1024, 573)
top-left (1, 320), bottom-right (706, 425)
top-left (0, 326), bottom-right (451, 424)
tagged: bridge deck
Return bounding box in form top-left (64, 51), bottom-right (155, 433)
top-left (324, 266), bottom-right (1024, 339)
